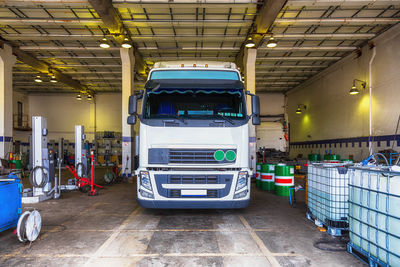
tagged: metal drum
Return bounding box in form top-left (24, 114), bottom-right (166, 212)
top-left (261, 164), bottom-right (275, 191)
top-left (274, 164), bottom-right (294, 197)
top-left (308, 154), bottom-right (321, 162)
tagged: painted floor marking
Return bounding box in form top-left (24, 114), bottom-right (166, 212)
top-left (239, 215), bottom-right (282, 267)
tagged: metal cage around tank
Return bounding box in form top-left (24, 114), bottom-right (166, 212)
top-left (307, 163), bottom-right (352, 234)
top-left (348, 166), bottom-right (400, 266)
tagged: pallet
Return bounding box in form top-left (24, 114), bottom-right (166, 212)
top-left (306, 211), bottom-right (348, 237)
top-left (347, 242), bottom-right (388, 267)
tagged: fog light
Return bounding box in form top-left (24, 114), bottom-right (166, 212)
top-left (234, 189), bottom-right (248, 199)
top-left (140, 189), bottom-right (154, 199)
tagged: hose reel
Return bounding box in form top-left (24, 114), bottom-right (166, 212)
top-left (17, 210), bottom-right (42, 243)
top-left (29, 166), bottom-right (49, 188)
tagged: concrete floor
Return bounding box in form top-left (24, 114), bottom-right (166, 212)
top-left (0, 176), bottom-right (363, 267)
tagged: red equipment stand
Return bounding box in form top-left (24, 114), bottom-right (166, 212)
top-left (66, 151), bottom-right (102, 195)
top-left (87, 151), bottom-right (98, 196)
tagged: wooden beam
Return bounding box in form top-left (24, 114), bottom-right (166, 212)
top-left (88, 0), bottom-right (147, 76)
top-left (1, 39), bottom-right (90, 94)
top-left (236, 0), bottom-right (287, 70)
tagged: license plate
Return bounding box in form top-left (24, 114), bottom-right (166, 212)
top-left (181, 190), bottom-right (207, 196)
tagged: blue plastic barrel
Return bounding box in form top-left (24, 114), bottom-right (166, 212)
top-left (0, 174), bottom-right (22, 232)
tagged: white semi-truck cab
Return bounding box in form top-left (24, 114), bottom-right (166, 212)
top-left (127, 61), bottom-right (260, 209)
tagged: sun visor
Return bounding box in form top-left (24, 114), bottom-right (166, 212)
top-left (145, 79), bottom-right (245, 91)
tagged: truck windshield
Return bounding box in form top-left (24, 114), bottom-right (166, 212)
top-left (143, 89), bottom-right (246, 120)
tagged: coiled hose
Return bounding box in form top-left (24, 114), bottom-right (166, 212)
top-left (29, 166), bottom-right (48, 188)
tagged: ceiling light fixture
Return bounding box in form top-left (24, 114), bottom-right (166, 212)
top-left (121, 37), bottom-right (132, 49)
top-left (266, 36), bottom-right (277, 48)
top-left (349, 79), bottom-right (366, 95)
top-left (34, 75), bottom-right (42, 83)
top-left (50, 75), bottom-right (57, 83)
top-left (245, 37), bottom-right (255, 48)
top-left (99, 37), bottom-right (110, 49)
top-left (76, 94), bottom-right (82, 101)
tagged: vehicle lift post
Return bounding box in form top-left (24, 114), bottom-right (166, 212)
top-left (22, 116), bottom-right (58, 203)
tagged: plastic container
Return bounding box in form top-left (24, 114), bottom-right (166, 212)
top-left (348, 166), bottom-right (400, 266)
top-left (0, 174), bottom-right (22, 232)
top-left (307, 163), bottom-right (351, 228)
top-left (261, 164), bottom-right (275, 191)
top-left (274, 164), bottom-right (294, 196)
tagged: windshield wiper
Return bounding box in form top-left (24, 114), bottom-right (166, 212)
top-left (214, 114), bottom-right (234, 125)
top-left (170, 115), bottom-right (186, 124)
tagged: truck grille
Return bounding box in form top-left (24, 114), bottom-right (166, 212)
top-left (169, 175), bottom-right (219, 184)
top-left (148, 148), bottom-right (237, 164)
top-left (169, 149), bottom-right (216, 164)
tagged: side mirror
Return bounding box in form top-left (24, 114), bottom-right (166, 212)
top-left (128, 95), bottom-right (138, 115)
top-left (127, 115), bottom-right (137, 125)
top-left (251, 95), bottom-right (260, 125)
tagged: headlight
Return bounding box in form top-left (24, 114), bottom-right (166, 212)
top-left (235, 171), bottom-right (248, 191)
top-left (140, 171), bottom-right (152, 191)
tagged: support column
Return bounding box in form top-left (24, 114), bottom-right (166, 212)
top-left (120, 47), bottom-right (135, 177)
top-left (243, 48), bottom-right (257, 174)
top-left (0, 44), bottom-right (16, 159)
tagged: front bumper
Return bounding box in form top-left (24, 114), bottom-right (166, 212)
top-left (137, 198), bottom-right (250, 209)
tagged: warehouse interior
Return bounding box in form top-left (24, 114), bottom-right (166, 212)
top-left (0, 0), bottom-right (400, 266)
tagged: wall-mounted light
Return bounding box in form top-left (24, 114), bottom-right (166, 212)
top-left (349, 79), bottom-right (366, 95)
top-left (76, 94), bottom-right (82, 100)
top-left (296, 104), bottom-right (307, 114)
top-left (87, 94), bottom-right (93, 101)
top-left (121, 37), bottom-right (132, 49)
top-left (99, 37), bottom-right (110, 49)
top-left (245, 37), bottom-right (255, 48)
top-left (34, 75), bottom-right (42, 83)
top-left (266, 36), bottom-right (277, 48)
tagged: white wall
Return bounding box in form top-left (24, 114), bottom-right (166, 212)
top-left (12, 93), bottom-right (122, 144)
top-left (259, 93), bottom-right (285, 117)
top-left (287, 24), bottom-right (400, 161)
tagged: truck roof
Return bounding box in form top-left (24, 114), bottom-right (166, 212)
top-left (153, 61), bottom-right (237, 69)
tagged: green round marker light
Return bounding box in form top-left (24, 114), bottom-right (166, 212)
top-left (225, 150), bottom-right (236, 161)
top-left (214, 150), bottom-right (225, 161)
